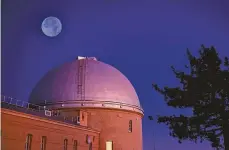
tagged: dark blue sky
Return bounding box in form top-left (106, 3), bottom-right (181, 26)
top-left (2, 0), bottom-right (229, 149)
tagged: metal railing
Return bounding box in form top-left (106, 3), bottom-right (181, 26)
top-left (1, 95), bottom-right (46, 112)
top-left (1, 95), bottom-right (80, 126)
top-left (32, 96), bottom-right (144, 110)
top-left (1, 94), bottom-right (144, 115)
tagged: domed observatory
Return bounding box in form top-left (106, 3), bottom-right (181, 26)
top-left (29, 56), bottom-right (144, 150)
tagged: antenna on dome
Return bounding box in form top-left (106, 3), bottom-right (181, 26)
top-left (78, 56), bottom-right (86, 60)
top-left (77, 56), bottom-right (97, 61)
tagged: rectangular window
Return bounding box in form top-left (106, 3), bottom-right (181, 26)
top-left (25, 134), bottom-right (33, 150)
top-left (41, 136), bottom-right (47, 150)
top-left (64, 139), bottom-right (68, 150)
top-left (106, 141), bottom-right (113, 150)
top-left (73, 140), bottom-right (78, 150)
top-left (129, 120), bottom-right (132, 132)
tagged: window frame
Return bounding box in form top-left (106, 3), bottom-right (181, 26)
top-left (64, 138), bottom-right (68, 150)
top-left (73, 140), bottom-right (78, 150)
top-left (41, 136), bottom-right (47, 150)
top-left (129, 120), bottom-right (133, 132)
top-left (25, 134), bottom-right (33, 150)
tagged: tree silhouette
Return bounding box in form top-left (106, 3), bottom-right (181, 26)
top-left (150, 45), bottom-right (229, 150)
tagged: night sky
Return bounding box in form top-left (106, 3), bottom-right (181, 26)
top-left (2, 0), bottom-right (229, 150)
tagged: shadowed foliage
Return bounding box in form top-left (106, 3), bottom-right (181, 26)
top-left (150, 45), bottom-right (229, 150)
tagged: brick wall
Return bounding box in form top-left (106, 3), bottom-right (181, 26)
top-left (85, 108), bottom-right (143, 150)
top-left (1, 108), bottom-right (99, 150)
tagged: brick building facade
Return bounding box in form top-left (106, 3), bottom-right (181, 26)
top-left (2, 108), bottom-right (99, 150)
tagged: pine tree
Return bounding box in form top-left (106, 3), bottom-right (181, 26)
top-left (150, 45), bottom-right (229, 149)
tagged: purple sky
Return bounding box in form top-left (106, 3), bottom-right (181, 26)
top-left (2, 0), bottom-right (229, 149)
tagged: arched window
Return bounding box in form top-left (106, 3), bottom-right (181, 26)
top-left (41, 136), bottom-right (47, 150)
top-left (25, 134), bottom-right (33, 150)
top-left (64, 139), bottom-right (68, 150)
top-left (82, 113), bottom-right (85, 121)
top-left (73, 140), bottom-right (78, 150)
top-left (129, 120), bottom-right (132, 132)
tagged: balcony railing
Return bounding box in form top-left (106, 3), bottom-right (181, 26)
top-left (1, 95), bottom-right (46, 111)
top-left (1, 95), bottom-right (80, 126)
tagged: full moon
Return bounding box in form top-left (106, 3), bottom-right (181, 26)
top-left (41, 16), bottom-right (62, 37)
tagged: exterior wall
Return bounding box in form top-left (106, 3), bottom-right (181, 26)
top-left (1, 108), bottom-right (99, 150)
top-left (80, 110), bottom-right (88, 127)
top-left (55, 109), bottom-right (88, 127)
top-left (85, 108), bottom-right (143, 150)
top-left (57, 108), bottom-right (143, 150)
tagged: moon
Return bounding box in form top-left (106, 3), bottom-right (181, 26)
top-left (41, 16), bottom-right (62, 37)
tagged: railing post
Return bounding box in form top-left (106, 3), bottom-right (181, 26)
top-left (9, 97), bottom-right (13, 104)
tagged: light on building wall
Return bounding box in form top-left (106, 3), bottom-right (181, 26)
top-left (106, 141), bottom-right (113, 150)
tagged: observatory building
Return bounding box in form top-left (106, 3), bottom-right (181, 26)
top-left (2, 57), bottom-right (144, 150)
